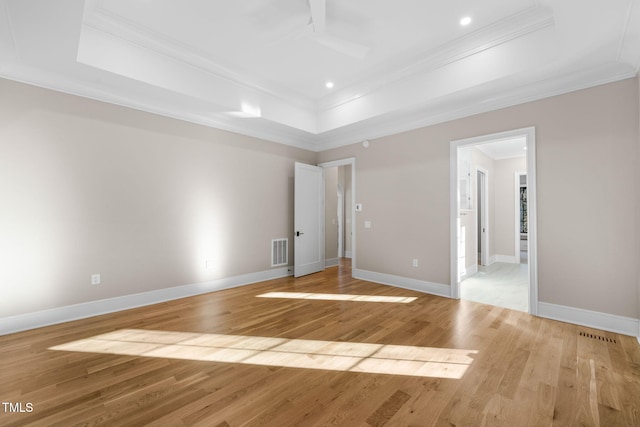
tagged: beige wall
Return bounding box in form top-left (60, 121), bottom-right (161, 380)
top-left (2, 76), bottom-right (639, 324)
top-left (319, 78), bottom-right (640, 319)
top-left (0, 79), bottom-right (316, 318)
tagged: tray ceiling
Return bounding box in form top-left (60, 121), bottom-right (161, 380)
top-left (1, 0), bottom-right (638, 151)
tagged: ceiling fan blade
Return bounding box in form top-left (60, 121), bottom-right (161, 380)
top-left (308, 0), bottom-right (326, 34)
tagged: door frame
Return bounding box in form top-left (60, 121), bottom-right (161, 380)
top-left (449, 127), bottom-right (538, 315)
top-left (337, 183), bottom-right (344, 258)
top-left (476, 167), bottom-right (489, 267)
top-left (319, 157), bottom-right (356, 272)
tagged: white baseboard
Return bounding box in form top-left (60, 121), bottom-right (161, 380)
top-left (353, 269), bottom-right (450, 298)
top-left (344, 251), bottom-right (353, 258)
top-left (538, 302), bottom-right (640, 338)
top-left (493, 254), bottom-right (518, 264)
top-left (0, 267), bottom-right (292, 336)
top-left (325, 258), bottom-right (339, 268)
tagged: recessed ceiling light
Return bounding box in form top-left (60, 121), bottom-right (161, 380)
top-left (460, 16), bottom-right (472, 26)
top-left (325, 81), bottom-right (334, 89)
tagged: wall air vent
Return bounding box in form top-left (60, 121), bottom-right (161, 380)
top-left (271, 238), bottom-right (288, 267)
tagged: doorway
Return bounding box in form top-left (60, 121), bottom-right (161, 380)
top-left (319, 158), bottom-right (356, 273)
top-left (450, 127), bottom-right (538, 315)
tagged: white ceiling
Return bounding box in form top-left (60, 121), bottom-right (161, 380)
top-left (475, 137), bottom-right (527, 160)
top-left (1, 0), bottom-right (639, 151)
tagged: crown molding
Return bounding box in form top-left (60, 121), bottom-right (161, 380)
top-left (2, 58), bottom-right (634, 154)
top-left (0, 0), bottom-right (18, 63)
top-left (0, 64), bottom-right (319, 152)
top-left (312, 63), bottom-right (637, 151)
top-left (618, 0), bottom-right (640, 72)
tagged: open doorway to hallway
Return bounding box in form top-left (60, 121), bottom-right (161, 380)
top-left (320, 158), bottom-right (356, 271)
top-left (450, 128), bottom-right (538, 314)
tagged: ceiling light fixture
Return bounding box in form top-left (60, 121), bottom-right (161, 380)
top-left (460, 16), bottom-right (472, 26)
top-left (325, 81), bottom-right (334, 89)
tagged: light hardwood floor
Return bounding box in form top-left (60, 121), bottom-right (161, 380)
top-left (1, 259), bottom-right (639, 426)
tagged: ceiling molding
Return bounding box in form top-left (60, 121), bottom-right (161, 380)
top-left (312, 63), bottom-right (637, 151)
top-left (618, 0), bottom-right (640, 72)
top-left (0, 63), bottom-right (318, 151)
top-left (317, 5), bottom-right (555, 112)
top-left (85, 0), bottom-right (316, 112)
top-left (0, 0), bottom-right (18, 64)
top-left (1, 57), bottom-right (634, 154)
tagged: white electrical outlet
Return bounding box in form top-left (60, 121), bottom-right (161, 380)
top-left (412, 259), bottom-right (419, 267)
top-left (205, 259), bottom-right (215, 269)
top-left (91, 274), bottom-right (101, 285)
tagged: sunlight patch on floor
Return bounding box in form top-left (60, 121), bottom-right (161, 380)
top-left (50, 329), bottom-right (477, 379)
top-left (256, 292), bottom-right (417, 303)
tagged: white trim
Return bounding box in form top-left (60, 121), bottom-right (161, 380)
top-left (0, 267), bottom-right (291, 336)
top-left (487, 255), bottom-right (497, 266)
top-left (450, 141), bottom-right (459, 298)
top-left (337, 183), bottom-right (344, 258)
top-left (325, 258), bottom-right (339, 268)
top-left (318, 6), bottom-right (554, 112)
top-left (353, 269), bottom-right (450, 298)
top-left (538, 302), bottom-right (640, 338)
top-left (450, 127), bottom-right (538, 315)
top-left (526, 128), bottom-right (538, 315)
top-left (344, 251), bottom-right (353, 258)
top-left (476, 167), bottom-right (489, 267)
top-left (494, 255), bottom-right (519, 264)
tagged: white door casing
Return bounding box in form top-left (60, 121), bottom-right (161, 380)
top-left (477, 167), bottom-right (489, 267)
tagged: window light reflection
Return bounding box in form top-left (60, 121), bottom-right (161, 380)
top-left (256, 292), bottom-right (417, 303)
top-left (50, 329), bottom-right (477, 379)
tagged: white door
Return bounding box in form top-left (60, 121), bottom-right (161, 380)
top-left (294, 162), bottom-right (325, 277)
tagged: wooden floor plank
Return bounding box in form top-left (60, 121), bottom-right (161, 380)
top-left (1, 259), bottom-right (639, 426)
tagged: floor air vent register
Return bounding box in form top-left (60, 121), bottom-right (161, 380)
top-left (579, 331), bottom-right (617, 344)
